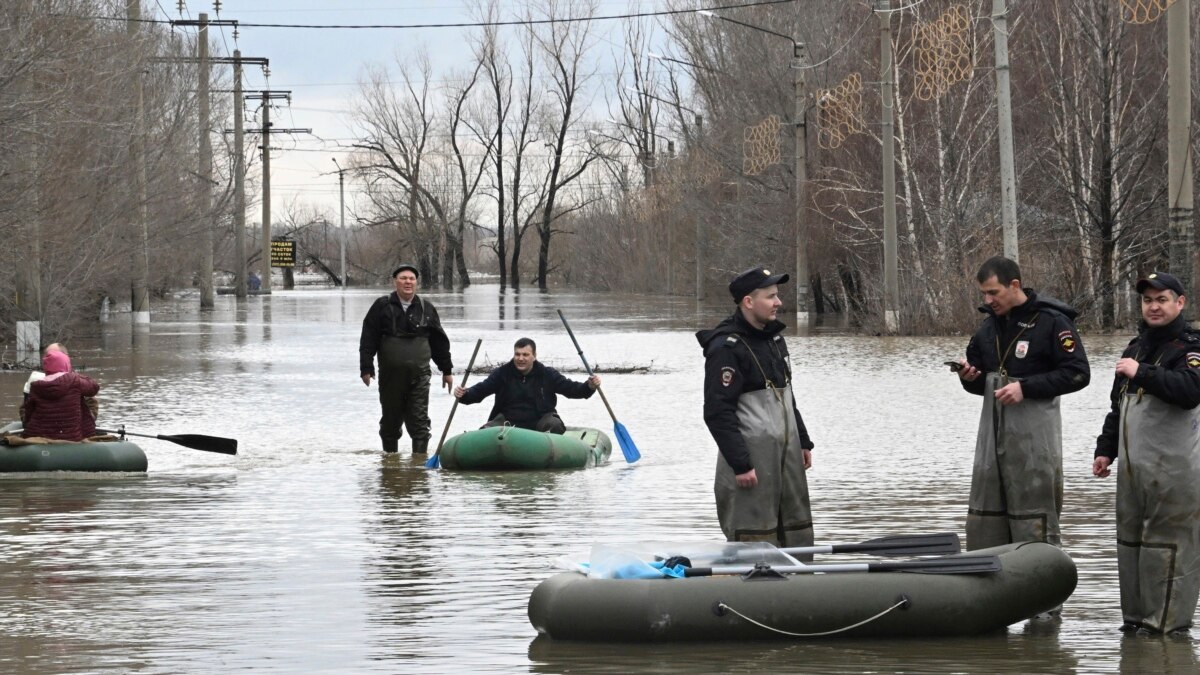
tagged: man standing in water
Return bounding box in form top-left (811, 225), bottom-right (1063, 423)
top-left (1093, 272), bottom-right (1200, 635)
top-left (696, 267), bottom-right (815, 548)
top-left (956, 256), bottom-right (1089, 557)
top-left (359, 264), bottom-right (453, 454)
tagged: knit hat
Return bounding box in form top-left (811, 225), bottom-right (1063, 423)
top-left (43, 350), bottom-right (71, 375)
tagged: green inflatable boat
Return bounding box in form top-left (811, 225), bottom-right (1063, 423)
top-left (1, 431), bottom-right (147, 473)
top-left (437, 426), bottom-right (611, 470)
top-left (529, 541), bottom-right (1077, 641)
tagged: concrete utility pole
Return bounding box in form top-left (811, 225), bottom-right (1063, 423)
top-left (333, 158), bottom-right (347, 289)
top-left (878, 0), bottom-right (899, 333)
top-left (127, 0), bottom-right (151, 324)
top-left (14, 1), bottom-right (41, 364)
top-left (245, 90), bottom-right (306, 294)
top-left (992, 0), bottom-right (1019, 262)
top-left (1167, 0), bottom-right (1194, 307)
top-left (197, 13), bottom-right (215, 308)
top-left (793, 42), bottom-right (810, 324)
top-left (233, 50), bottom-right (246, 299)
top-left (694, 114), bottom-right (705, 301)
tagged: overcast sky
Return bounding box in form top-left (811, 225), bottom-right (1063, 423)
top-left (153, 1), bottom-right (661, 225)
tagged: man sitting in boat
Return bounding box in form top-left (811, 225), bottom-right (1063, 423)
top-left (22, 346), bottom-right (100, 441)
top-left (453, 337), bottom-right (600, 434)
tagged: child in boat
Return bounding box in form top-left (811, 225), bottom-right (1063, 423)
top-left (21, 346), bottom-right (100, 441)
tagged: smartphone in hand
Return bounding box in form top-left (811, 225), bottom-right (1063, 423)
top-left (944, 361), bottom-right (964, 372)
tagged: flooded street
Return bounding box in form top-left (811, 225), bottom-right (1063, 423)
top-left (1, 286), bottom-right (1197, 673)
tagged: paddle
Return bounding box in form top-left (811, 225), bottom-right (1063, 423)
top-left (96, 425), bottom-right (237, 455)
top-left (781, 533), bottom-right (961, 558)
top-left (556, 309), bottom-right (640, 464)
top-left (683, 554), bottom-right (1002, 577)
top-left (426, 338), bottom-right (484, 469)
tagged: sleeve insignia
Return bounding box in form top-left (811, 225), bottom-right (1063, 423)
top-left (720, 366), bottom-right (736, 387)
top-left (1058, 330), bottom-right (1076, 353)
top-left (1187, 353), bottom-right (1200, 369)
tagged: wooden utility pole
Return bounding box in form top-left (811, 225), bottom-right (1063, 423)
top-left (127, 0), bottom-right (151, 324)
top-left (878, 0), bottom-right (899, 333)
top-left (793, 42), bottom-right (810, 324)
top-left (992, 0), bottom-right (1018, 262)
top-left (1167, 0), bottom-right (1194, 306)
top-left (243, 90), bottom-right (306, 294)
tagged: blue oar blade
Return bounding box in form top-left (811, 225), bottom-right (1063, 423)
top-left (424, 453), bottom-right (440, 469)
top-left (613, 421), bottom-right (640, 463)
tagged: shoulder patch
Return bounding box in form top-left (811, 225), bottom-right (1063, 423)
top-left (1058, 330), bottom-right (1077, 353)
top-left (725, 336), bottom-right (739, 344)
top-left (1188, 353), bottom-right (1200, 369)
top-left (720, 366), bottom-right (736, 387)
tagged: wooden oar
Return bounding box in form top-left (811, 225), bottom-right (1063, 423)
top-left (96, 426), bottom-right (237, 455)
top-left (426, 338), bottom-right (483, 469)
top-left (683, 554), bottom-right (1002, 577)
top-left (557, 310), bottom-right (640, 464)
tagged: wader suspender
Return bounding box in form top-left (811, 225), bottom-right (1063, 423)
top-left (737, 334), bottom-right (793, 450)
top-left (1120, 347), bottom-right (1165, 459)
top-left (390, 298), bottom-right (430, 336)
top-left (993, 312), bottom-right (1039, 377)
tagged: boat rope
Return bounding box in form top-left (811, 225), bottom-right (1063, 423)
top-left (717, 597), bottom-right (909, 637)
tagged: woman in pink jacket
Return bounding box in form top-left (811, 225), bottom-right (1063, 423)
top-left (22, 348), bottom-right (100, 441)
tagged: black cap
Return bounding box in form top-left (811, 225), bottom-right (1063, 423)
top-left (1136, 271), bottom-right (1185, 296)
top-left (391, 264), bottom-right (419, 279)
top-left (729, 266), bottom-right (789, 303)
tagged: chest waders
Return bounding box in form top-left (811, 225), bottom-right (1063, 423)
top-left (1117, 388), bottom-right (1200, 633)
top-left (376, 321), bottom-right (434, 451)
top-left (714, 342), bottom-right (813, 550)
top-left (966, 371), bottom-right (1063, 552)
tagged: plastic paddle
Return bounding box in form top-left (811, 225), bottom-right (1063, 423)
top-left (683, 554), bottom-right (1002, 577)
top-left (556, 309), bottom-right (640, 463)
top-left (781, 533), bottom-right (961, 557)
top-left (96, 426), bottom-right (237, 455)
top-left (426, 338), bottom-right (483, 469)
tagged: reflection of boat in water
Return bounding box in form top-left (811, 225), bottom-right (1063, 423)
top-left (438, 426), bottom-right (611, 470)
top-left (0, 434), bottom-right (147, 473)
top-left (529, 542), bottom-right (1077, 641)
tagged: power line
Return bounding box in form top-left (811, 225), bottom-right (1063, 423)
top-left (80, 0), bottom-right (798, 30)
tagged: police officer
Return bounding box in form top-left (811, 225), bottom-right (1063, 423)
top-left (956, 256), bottom-right (1090, 555)
top-left (359, 264), bottom-right (453, 454)
top-left (1093, 272), bottom-right (1200, 635)
top-left (696, 267), bottom-right (815, 548)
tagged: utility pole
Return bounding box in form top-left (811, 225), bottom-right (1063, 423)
top-left (695, 114), bottom-right (705, 302)
top-left (793, 42), bottom-right (810, 324)
top-left (333, 158), bottom-right (347, 289)
top-left (197, 13), bottom-right (215, 308)
top-left (14, 0), bottom-right (41, 364)
top-left (878, 0), bottom-right (899, 333)
top-left (992, 0), bottom-right (1018, 262)
top-left (243, 90), bottom-right (307, 294)
top-left (127, 0), bottom-right (151, 324)
top-left (1167, 0), bottom-right (1193, 308)
top-left (233, 50), bottom-right (246, 299)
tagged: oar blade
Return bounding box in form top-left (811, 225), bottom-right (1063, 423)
top-left (613, 421), bottom-right (640, 464)
top-left (832, 533), bottom-right (961, 557)
top-left (158, 434), bottom-right (238, 455)
top-left (425, 453), bottom-right (441, 469)
top-left (871, 555), bottom-right (1001, 575)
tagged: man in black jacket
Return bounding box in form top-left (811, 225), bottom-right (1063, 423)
top-left (955, 256), bottom-right (1090, 555)
top-left (359, 264), bottom-right (454, 454)
top-left (696, 267), bottom-right (815, 548)
top-left (454, 337), bottom-right (599, 433)
top-left (1093, 272), bottom-right (1200, 635)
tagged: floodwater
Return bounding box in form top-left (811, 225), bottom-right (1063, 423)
top-left (0, 285), bottom-right (1196, 673)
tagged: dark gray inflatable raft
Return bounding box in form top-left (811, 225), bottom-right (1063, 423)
top-left (528, 542), bottom-right (1076, 641)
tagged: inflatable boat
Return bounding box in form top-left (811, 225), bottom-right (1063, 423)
top-left (437, 426), bottom-right (611, 470)
top-left (528, 541), bottom-right (1077, 640)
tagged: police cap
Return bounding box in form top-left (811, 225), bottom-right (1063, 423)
top-left (391, 264), bottom-right (419, 279)
top-left (729, 266), bottom-right (790, 303)
top-left (1136, 271), bottom-right (1185, 297)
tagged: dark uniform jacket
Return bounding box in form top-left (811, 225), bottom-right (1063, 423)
top-left (458, 360), bottom-right (594, 428)
top-left (358, 292), bottom-right (453, 376)
top-left (696, 311), bottom-right (813, 475)
top-left (961, 290), bottom-right (1090, 400)
top-left (1095, 315), bottom-right (1200, 461)
top-left (22, 372), bottom-right (100, 441)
